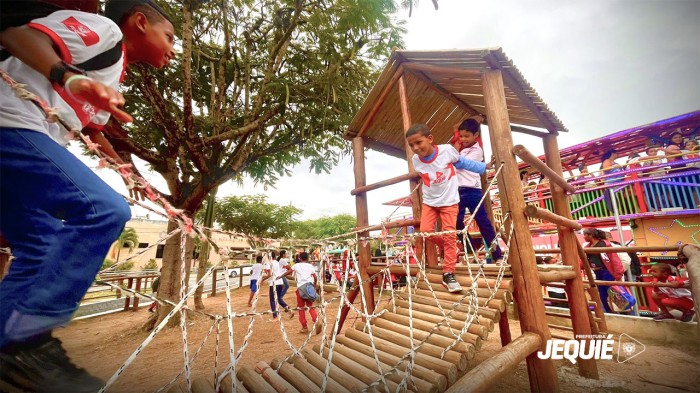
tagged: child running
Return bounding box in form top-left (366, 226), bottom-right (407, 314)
top-left (260, 253), bottom-right (294, 321)
top-left (0, 1), bottom-right (175, 391)
top-left (406, 123), bottom-right (486, 292)
top-left (650, 263), bottom-right (695, 322)
top-left (247, 256), bottom-right (264, 307)
top-left (453, 119), bottom-right (502, 263)
top-left (284, 252), bottom-right (322, 334)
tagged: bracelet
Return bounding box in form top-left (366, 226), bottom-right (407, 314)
top-left (63, 74), bottom-right (92, 103)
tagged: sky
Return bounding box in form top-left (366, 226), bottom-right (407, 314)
top-left (78, 0), bottom-right (700, 226)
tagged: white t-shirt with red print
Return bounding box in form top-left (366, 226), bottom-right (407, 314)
top-left (412, 144), bottom-right (461, 207)
top-left (0, 11), bottom-right (126, 145)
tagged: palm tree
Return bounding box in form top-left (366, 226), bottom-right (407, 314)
top-left (115, 227), bottom-right (139, 264)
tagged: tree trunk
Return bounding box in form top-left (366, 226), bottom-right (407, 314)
top-left (152, 220), bottom-right (186, 328)
top-left (194, 189), bottom-right (217, 310)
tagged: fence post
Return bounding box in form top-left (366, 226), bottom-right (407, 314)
top-left (211, 268), bottom-right (218, 297)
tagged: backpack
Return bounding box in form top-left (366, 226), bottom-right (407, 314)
top-left (0, 0), bottom-right (122, 72)
top-left (298, 282), bottom-right (318, 301)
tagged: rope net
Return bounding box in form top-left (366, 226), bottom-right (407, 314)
top-left (1, 69), bottom-right (513, 393)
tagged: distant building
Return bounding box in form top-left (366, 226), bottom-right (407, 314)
top-left (108, 218), bottom-right (254, 270)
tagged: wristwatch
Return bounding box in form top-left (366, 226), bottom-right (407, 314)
top-left (49, 61), bottom-right (86, 86)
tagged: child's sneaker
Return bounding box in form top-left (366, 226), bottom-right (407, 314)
top-left (653, 313), bottom-right (675, 321)
top-left (442, 273), bottom-right (462, 293)
top-left (284, 307), bottom-right (296, 319)
top-left (680, 310), bottom-right (695, 323)
top-left (0, 335), bottom-right (104, 393)
top-left (298, 327), bottom-right (310, 334)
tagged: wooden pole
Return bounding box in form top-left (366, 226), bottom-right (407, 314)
top-left (315, 345), bottom-right (401, 392)
top-left (355, 218), bottom-right (422, 234)
top-left (512, 144), bottom-right (575, 194)
top-left (237, 365), bottom-right (277, 393)
top-left (402, 62), bottom-right (483, 77)
top-left (544, 133), bottom-right (599, 379)
top-left (301, 347), bottom-right (368, 393)
top-left (523, 205), bottom-right (582, 230)
top-left (398, 75), bottom-right (437, 268)
top-left (538, 270), bottom-right (578, 283)
top-left (287, 356), bottom-right (352, 393)
top-left (336, 286), bottom-right (359, 335)
top-left (482, 69), bottom-right (559, 393)
top-left (372, 316), bottom-right (476, 358)
top-left (219, 374), bottom-right (250, 393)
top-left (499, 310), bottom-right (512, 347)
top-left (392, 305), bottom-right (488, 340)
top-left (678, 244), bottom-right (700, 336)
top-left (351, 172), bottom-right (421, 195)
top-left (576, 241), bottom-right (608, 332)
top-left (254, 361), bottom-right (299, 393)
top-left (444, 333), bottom-right (542, 393)
top-left (331, 344), bottom-right (439, 393)
top-left (392, 296), bottom-right (493, 333)
top-left (352, 136), bottom-right (375, 321)
top-left (356, 322), bottom-right (468, 371)
top-left (395, 292), bottom-right (499, 325)
top-left (344, 328), bottom-right (458, 384)
top-left (334, 337), bottom-right (447, 392)
top-left (269, 358), bottom-right (319, 393)
top-left (381, 310), bottom-right (483, 349)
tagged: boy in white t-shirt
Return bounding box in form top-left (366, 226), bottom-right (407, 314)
top-left (406, 123), bottom-right (486, 292)
top-left (278, 249), bottom-right (291, 297)
top-left (284, 252), bottom-right (321, 334)
top-left (260, 254), bottom-right (293, 321)
top-left (247, 256), bottom-right (264, 307)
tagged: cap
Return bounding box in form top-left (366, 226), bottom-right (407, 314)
top-left (105, 0), bottom-right (172, 26)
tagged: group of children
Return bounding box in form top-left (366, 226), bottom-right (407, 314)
top-left (248, 250), bottom-right (322, 334)
top-left (405, 120), bottom-right (501, 293)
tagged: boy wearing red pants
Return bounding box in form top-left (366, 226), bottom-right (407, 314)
top-left (406, 124), bottom-right (486, 292)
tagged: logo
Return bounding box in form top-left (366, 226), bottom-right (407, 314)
top-left (537, 333), bottom-right (645, 364)
top-left (434, 171), bottom-right (446, 184)
top-left (617, 333), bottom-right (645, 363)
top-left (62, 17), bottom-right (99, 46)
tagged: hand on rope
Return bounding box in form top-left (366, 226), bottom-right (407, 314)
top-left (64, 74), bottom-right (133, 123)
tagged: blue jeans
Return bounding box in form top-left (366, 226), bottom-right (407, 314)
top-left (0, 128), bottom-right (131, 346)
top-left (595, 268), bottom-right (615, 313)
top-left (456, 187), bottom-right (502, 261)
top-left (269, 284), bottom-right (289, 318)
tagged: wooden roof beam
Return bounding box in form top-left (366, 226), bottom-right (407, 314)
top-left (402, 62), bottom-right (484, 78)
top-left (509, 124), bottom-right (553, 138)
top-left (404, 69), bottom-right (482, 118)
top-left (355, 65), bottom-right (404, 138)
top-left (483, 52), bottom-right (561, 133)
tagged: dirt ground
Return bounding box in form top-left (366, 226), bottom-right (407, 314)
top-left (57, 287), bottom-right (700, 393)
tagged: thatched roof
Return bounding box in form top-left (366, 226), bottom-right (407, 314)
top-left (345, 48), bottom-right (567, 159)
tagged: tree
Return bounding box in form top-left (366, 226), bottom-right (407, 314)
top-left (114, 227), bottom-right (139, 265)
top-left (105, 0), bottom-right (406, 322)
top-left (214, 195), bottom-right (302, 242)
top-left (294, 214), bottom-right (356, 240)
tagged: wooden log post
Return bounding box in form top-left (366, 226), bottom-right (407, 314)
top-left (351, 172), bottom-right (421, 195)
top-left (219, 374), bottom-right (250, 393)
top-left (270, 358), bottom-right (320, 393)
top-left (398, 75), bottom-right (437, 268)
top-left (538, 270), bottom-right (578, 284)
top-left (523, 205), bottom-right (582, 230)
top-left (344, 328), bottom-right (458, 384)
top-left (352, 137), bottom-right (374, 321)
top-left (255, 361), bottom-right (299, 393)
top-left (287, 356), bottom-right (352, 393)
top-left (237, 365), bottom-right (277, 393)
top-left (336, 286), bottom-right (359, 336)
top-left (331, 344), bottom-right (438, 393)
top-left (482, 69), bottom-right (559, 392)
top-left (315, 345), bottom-right (401, 392)
top-left (499, 309), bottom-right (512, 347)
top-left (445, 332), bottom-right (542, 393)
top-left (544, 133), bottom-right (599, 379)
top-left (512, 144), bottom-right (575, 194)
top-left (576, 241), bottom-right (608, 332)
top-left (335, 336), bottom-right (447, 392)
top-left (676, 244), bottom-right (700, 336)
top-left (356, 322), bottom-right (468, 371)
top-left (301, 347), bottom-right (368, 393)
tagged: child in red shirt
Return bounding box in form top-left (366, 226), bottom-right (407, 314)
top-left (650, 263), bottom-right (694, 322)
